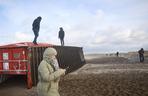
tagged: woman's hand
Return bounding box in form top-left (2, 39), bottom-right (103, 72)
top-left (58, 69), bottom-right (66, 76)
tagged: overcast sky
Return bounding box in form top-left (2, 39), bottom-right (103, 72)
top-left (0, 0), bottom-right (148, 53)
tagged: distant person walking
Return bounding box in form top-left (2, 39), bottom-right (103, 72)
top-left (32, 16), bottom-right (42, 44)
top-left (58, 27), bottom-right (65, 46)
top-left (116, 52), bottom-right (119, 57)
top-left (138, 48), bottom-right (144, 63)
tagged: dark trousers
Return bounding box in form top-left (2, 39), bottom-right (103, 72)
top-left (33, 30), bottom-right (39, 44)
top-left (60, 39), bottom-right (64, 46)
top-left (139, 54), bottom-right (144, 62)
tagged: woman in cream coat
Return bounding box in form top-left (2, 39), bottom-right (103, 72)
top-left (37, 48), bottom-right (66, 96)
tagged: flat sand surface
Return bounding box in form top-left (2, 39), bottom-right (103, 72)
top-left (0, 56), bottom-right (148, 96)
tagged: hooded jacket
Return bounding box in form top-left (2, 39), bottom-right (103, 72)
top-left (37, 48), bottom-right (65, 96)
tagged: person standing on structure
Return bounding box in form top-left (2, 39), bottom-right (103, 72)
top-left (32, 16), bottom-right (42, 44)
top-left (58, 27), bottom-right (65, 46)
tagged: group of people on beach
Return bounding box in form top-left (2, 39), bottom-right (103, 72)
top-left (32, 16), bottom-right (65, 46)
top-left (32, 16), bottom-right (67, 96)
top-left (116, 48), bottom-right (145, 63)
top-left (32, 16), bottom-right (146, 96)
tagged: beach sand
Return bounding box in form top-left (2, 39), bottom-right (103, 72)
top-left (60, 72), bottom-right (148, 96)
top-left (0, 56), bottom-right (148, 96)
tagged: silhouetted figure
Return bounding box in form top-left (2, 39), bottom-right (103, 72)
top-left (138, 48), bottom-right (144, 63)
top-left (32, 16), bottom-right (42, 44)
top-left (58, 27), bottom-right (65, 46)
top-left (116, 51), bottom-right (119, 57)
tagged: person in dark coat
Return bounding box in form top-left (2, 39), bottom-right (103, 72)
top-left (58, 27), bottom-right (65, 46)
top-left (32, 16), bottom-right (42, 44)
top-left (138, 48), bottom-right (144, 63)
top-left (116, 51), bottom-right (119, 57)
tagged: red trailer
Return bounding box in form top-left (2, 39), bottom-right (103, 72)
top-left (0, 42), bottom-right (52, 88)
top-left (0, 42), bottom-right (85, 89)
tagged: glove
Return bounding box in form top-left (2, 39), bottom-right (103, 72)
top-left (58, 69), bottom-right (66, 76)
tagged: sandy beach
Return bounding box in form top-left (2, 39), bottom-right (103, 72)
top-left (0, 56), bottom-right (148, 96)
